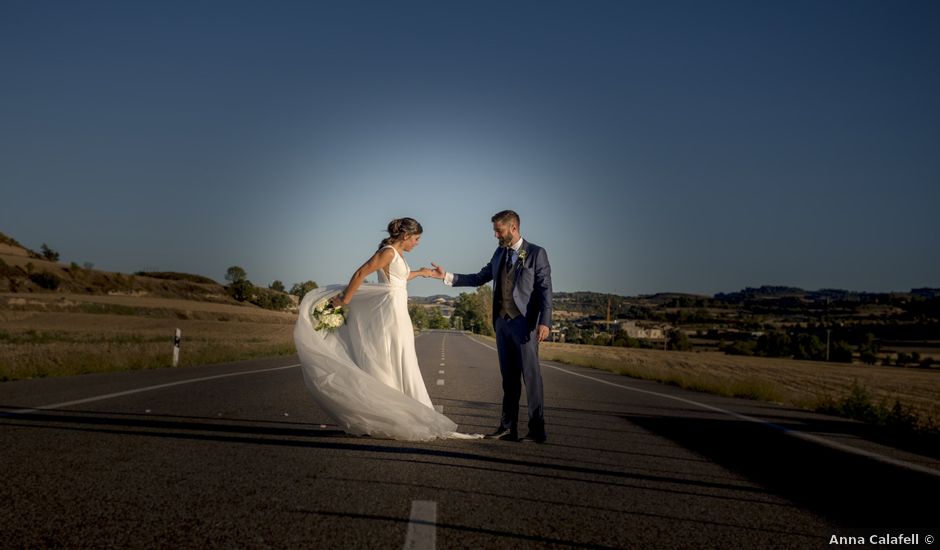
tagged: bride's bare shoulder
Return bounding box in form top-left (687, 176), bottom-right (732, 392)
top-left (373, 247), bottom-right (396, 262)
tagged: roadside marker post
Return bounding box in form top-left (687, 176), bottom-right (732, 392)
top-left (173, 328), bottom-right (181, 367)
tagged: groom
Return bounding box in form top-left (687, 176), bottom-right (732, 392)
top-left (432, 210), bottom-right (552, 443)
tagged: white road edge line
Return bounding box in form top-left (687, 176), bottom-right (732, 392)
top-left (1, 364), bottom-right (301, 416)
top-left (403, 500), bottom-right (437, 550)
top-left (436, 379), bottom-right (445, 386)
top-left (465, 335), bottom-right (940, 479)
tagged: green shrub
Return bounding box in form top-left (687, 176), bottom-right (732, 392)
top-left (249, 287), bottom-right (292, 311)
top-left (816, 381), bottom-right (934, 437)
top-left (721, 340), bottom-right (756, 356)
top-left (135, 271), bottom-right (218, 284)
top-left (290, 280), bottom-right (319, 299)
top-left (40, 243), bottom-right (60, 262)
top-left (829, 340), bottom-right (854, 363)
top-left (0, 258), bottom-right (18, 277)
top-left (28, 271), bottom-right (62, 290)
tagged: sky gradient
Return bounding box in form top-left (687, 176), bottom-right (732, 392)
top-left (2, 1), bottom-right (938, 297)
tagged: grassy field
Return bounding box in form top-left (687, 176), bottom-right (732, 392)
top-left (5, 288), bottom-right (938, 437)
top-left (0, 292), bottom-right (297, 381)
top-left (497, 338), bottom-right (940, 433)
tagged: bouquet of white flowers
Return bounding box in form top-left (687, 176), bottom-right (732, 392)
top-left (311, 297), bottom-right (347, 332)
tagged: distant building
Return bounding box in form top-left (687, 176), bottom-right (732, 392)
top-left (589, 319), bottom-right (666, 339)
top-left (618, 320), bottom-right (665, 340)
top-left (432, 297), bottom-right (453, 318)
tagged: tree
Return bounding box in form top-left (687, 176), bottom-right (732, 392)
top-left (566, 326), bottom-right (584, 344)
top-left (612, 332), bottom-right (641, 348)
top-left (721, 340), bottom-right (756, 356)
top-left (290, 280), bottom-right (319, 299)
top-left (40, 243), bottom-right (59, 262)
top-left (856, 332), bottom-right (879, 365)
top-left (667, 329), bottom-right (692, 351)
top-left (225, 266), bottom-right (247, 283)
top-left (829, 340), bottom-right (854, 363)
top-left (592, 333), bottom-right (612, 346)
top-left (228, 279), bottom-right (252, 302)
top-left (427, 308), bottom-right (449, 329)
top-left (452, 287), bottom-right (494, 336)
top-left (408, 304), bottom-right (428, 330)
top-left (757, 329), bottom-right (791, 358)
top-left (270, 280), bottom-right (285, 292)
top-left (250, 287), bottom-right (291, 310)
top-left (792, 333), bottom-right (825, 361)
top-left (224, 266), bottom-right (252, 302)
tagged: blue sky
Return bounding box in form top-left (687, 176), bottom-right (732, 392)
top-left (2, 1), bottom-right (938, 297)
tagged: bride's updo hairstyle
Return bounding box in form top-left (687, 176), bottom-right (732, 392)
top-left (379, 217), bottom-right (423, 249)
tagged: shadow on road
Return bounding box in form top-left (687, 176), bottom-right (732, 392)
top-left (294, 509), bottom-right (625, 549)
top-left (1, 405), bottom-right (839, 540)
top-left (626, 414), bottom-right (940, 529)
top-left (1, 407), bottom-right (781, 504)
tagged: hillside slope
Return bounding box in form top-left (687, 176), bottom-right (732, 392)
top-left (1, 232), bottom-right (242, 305)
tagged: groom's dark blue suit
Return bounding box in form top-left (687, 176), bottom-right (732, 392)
top-left (451, 240), bottom-right (552, 438)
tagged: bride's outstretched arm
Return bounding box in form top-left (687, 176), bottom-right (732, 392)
top-left (331, 248), bottom-right (395, 307)
top-left (407, 267), bottom-right (434, 281)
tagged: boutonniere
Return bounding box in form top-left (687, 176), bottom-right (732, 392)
top-left (517, 249), bottom-right (528, 265)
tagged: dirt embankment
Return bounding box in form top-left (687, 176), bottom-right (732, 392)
top-left (0, 233), bottom-right (300, 380)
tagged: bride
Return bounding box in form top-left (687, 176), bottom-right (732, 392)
top-left (293, 217), bottom-right (480, 441)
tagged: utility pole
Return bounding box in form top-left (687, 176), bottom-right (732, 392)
top-left (607, 295), bottom-right (611, 328)
top-left (607, 295), bottom-right (613, 345)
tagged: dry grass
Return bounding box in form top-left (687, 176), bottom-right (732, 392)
top-left (502, 339), bottom-right (940, 430)
top-left (0, 293), bottom-right (297, 380)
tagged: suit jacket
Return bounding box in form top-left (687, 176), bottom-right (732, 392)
top-left (452, 240), bottom-right (553, 331)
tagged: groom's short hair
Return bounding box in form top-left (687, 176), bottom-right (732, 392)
top-left (492, 210), bottom-right (520, 228)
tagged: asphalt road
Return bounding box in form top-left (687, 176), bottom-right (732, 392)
top-left (2, 330), bottom-right (938, 549)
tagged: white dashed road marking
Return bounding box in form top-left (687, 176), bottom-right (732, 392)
top-left (1, 364), bottom-right (301, 416)
top-left (403, 500), bottom-right (437, 550)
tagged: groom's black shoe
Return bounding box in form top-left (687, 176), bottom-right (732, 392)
top-left (519, 432), bottom-right (547, 443)
top-left (485, 427), bottom-right (518, 441)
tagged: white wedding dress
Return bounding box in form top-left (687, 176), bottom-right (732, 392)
top-left (294, 245), bottom-right (480, 441)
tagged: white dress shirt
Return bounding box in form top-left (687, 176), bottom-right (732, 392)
top-left (443, 238), bottom-right (524, 286)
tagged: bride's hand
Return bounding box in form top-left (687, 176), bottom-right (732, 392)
top-left (329, 294), bottom-right (346, 308)
top-left (430, 263), bottom-right (445, 279)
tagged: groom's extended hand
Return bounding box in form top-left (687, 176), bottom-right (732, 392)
top-left (430, 263), bottom-right (446, 279)
top-left (537, 324), bottom-right (550, 342)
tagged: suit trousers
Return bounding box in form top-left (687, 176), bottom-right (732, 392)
top-left (494, 315), bottom-right (545, 436)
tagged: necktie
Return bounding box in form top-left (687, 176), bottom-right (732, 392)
top-left (505, 247), bottom-right (513, 273)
